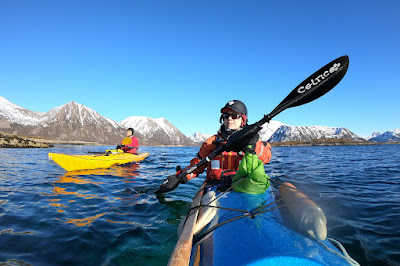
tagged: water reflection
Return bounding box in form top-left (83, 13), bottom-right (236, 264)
top-left (56, 163), bottom-right (140, 178)
top-left (49, 163), bottom-right (143, 227)
top-left (65, 212), bottom-right (111, 227)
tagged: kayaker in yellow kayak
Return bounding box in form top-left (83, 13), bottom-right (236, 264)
top-left (159, 100), bottom-right (272, 192)
top-left (117, 128), bottom-right (139, 155)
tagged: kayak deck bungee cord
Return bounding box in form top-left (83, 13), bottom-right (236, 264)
top-left (171, 178), bottom-right (359, 266)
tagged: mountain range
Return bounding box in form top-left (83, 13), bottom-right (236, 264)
top-left (268, 125), bottom-right (366, 143)
top-left (368, 129), bottom-right (400, 143)
top-left (1, 96), bottom-right (398, 146)
top-left (0, 96), bottom-right (191, 146)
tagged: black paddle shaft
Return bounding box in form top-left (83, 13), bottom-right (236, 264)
top-left (172, 55), bottom-right (349, 185)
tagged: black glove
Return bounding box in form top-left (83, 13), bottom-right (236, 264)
top-left (175, 165), bottom-right (187, 184)
top-left (155, 174), bottom-right (180, 194)
top-left (179, 175), bottom-right (188, 184)
top-left (154, 166), bottom-right (189, 194)
top-left (116, 145), bottom-right (125, 149)
top-left (224, 124), bottom-right (261, 153)
top-left (245, 133), bottom-right (258, 154)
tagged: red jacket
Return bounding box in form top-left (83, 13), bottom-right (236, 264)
top-left (122, 136), bottom-right (139, 154)
top-left (183, 134), bottom-right (271, 181)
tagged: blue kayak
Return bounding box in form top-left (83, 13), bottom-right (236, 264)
top-left (169, 181), bottom-right (358, 266)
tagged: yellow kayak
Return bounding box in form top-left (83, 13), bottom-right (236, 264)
top-left (48, 152), bottom-right (149, 171)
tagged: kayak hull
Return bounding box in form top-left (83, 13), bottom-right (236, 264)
top-left (48, 152), bottom-right (149, 171)
top-left (187, 184), bottom-right (352, 266)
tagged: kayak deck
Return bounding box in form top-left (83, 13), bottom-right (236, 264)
top-left (48, 152), bottom-right (149, 171)
top-left (182, 183), bottom-right (356, 266)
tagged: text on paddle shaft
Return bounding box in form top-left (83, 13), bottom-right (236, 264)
top-left (297, 63), bottom-right (341, 94)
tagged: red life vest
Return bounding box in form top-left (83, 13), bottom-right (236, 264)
top-left (122, 136), bottom-right (139, 154)
top-left (206, 151), bottom-right (243, 180)
top-left (184, 134), bottom-right (271, 182)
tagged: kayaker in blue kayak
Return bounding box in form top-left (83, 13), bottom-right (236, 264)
top-left (162, 100), bottom-right (272, 192)
top-left (117, 128), bottom-right (139, 155)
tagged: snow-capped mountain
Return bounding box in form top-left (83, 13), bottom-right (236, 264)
top-left (189, 132), bottom-right (213, 143)
top-left (369, 129), bottom-right (400, 143)
top-left (258, 120), bottom-right (286, 142)
top-left (0, 97), bottom-right (196, 146)
top-left (0, 96), bottom-right (44, 126)
top-left (120, 116), bottom-right (195, 146)
top-left (0, 98), bottom-right (127, 144)
top-left (268, 125), bottom-right (365, 143)
top-left (367, 132), bottom-right (381, 140)
top-left (36, 101), bottom-right (128, 144)
top-left (1, 96), bottom-right (397, 145)
top-left (44, 101), bottom-right (121, 129)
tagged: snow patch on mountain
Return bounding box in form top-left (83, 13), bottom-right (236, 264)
top-left (189, 132), bottom-right (213, 143)
top-left (366, 132), bottom-right (380, 140)
top-left (120, 116), bottom-right (194, 146)
top-left (43, 101), bottom-right (120, 128)
top-left (0, 97), bottom-right (120, 129)
top-left (0, 97), bottom-right (124, 144)
top-left (2, 96), bottom-right (397, 145)
top-left (369, 129), bottom-right (400, 143)
top-left (121, 116), bottom-right (175, 138)
top-left (121, 117), bottom-right (157, 136)
top-left (258, 120), bottom-right (286, 142)
top-left (268, 125), bottom-right (365, 143)
top-left (154, 118), bottom-right (178, 137)
top-left (0, 96), bottom-right (44, 126)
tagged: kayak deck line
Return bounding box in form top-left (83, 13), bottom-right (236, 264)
top-left (170, 179), bottom-right (360, 266)
top-left (182, 180), bottom-right (325, 242)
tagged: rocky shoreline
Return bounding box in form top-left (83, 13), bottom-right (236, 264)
top-left (0, 131), bottom-right (187, 148)
top-left (0, 132), bottom-right (55, 148)
top-left (1, 132), bottom-right (106, 148)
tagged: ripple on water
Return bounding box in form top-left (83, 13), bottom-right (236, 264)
top-left (0, 145), bottom-right (399, 265)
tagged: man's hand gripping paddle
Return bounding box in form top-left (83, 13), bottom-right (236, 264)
top-left (155, 55), bottom-right (350, 194)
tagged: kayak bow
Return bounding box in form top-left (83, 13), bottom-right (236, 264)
top-left (170, 180), bottom-right (359, 266)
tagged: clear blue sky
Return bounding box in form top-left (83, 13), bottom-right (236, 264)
top-left (1, 1), bottom-right (399, 138)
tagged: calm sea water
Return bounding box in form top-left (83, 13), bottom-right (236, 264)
top-left (0, 144), bottom-right (399, 265)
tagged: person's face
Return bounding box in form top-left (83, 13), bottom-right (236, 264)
top-left (126, 130), bottom-right (132, 137)
top-left (222, 112), bottom-right (242, 130)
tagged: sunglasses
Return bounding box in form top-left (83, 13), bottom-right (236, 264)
top-left (222, 113), bottom-right (241, 120)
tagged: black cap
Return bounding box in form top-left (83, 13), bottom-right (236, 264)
top-left (220, 100), bottom-right (247, 115)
